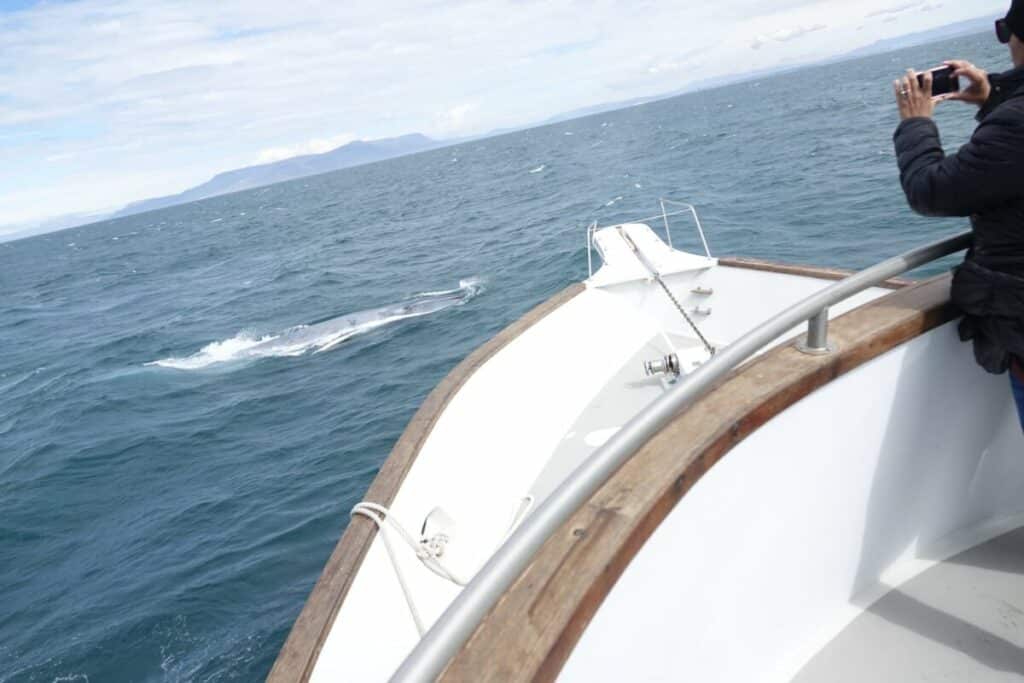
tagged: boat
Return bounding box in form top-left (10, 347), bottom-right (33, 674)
top-left (269, 201), bottom-right (1022, 681)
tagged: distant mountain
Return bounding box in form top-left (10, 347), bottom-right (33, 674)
top-left (663, 15), bottom-right (1001, 99)
top-left (453, 95), bottom-right (656, 144)
top-left (842, 15), bottom-right (999, 61)
top-left (112, 133), bottom-right (443, 219)
top-left (541, 95), bottom-right (656, 125)
top-left (0, 208), bottom-right (116, 243)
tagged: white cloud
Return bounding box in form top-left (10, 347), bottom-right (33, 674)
top-left (867, 1), bottom-right (945, 18)
top-left (255, 133), bottom-right (356, 164)
top-left (751, 23), bottom-right (828, 49)
top-left (867, 2), bottom-right (924, 17)
top-left (434, 104), bottom-right (478, 135)
top-left (647, 60), bottom-right (683, 75)
top-left (0, 0), bottom-right (1007, 231)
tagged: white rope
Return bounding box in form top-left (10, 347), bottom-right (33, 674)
top-left (352, 503), bottom-right (428, 635)
top-left (351, 497), bottom-right (535, 637)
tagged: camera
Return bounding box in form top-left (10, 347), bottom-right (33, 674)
top-left (916, 65), bottom-right (960, 97)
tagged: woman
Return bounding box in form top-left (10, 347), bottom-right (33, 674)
top-left (893, 0), bottom-right (1024, 430)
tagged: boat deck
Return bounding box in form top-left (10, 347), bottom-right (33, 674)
top-left (268, 221), bottom-right (916, 682)
top-left (795, 528), bottom-right (1024, 681)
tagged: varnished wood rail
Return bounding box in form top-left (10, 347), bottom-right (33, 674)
top-left (719, 256), bottom-right (913, 289)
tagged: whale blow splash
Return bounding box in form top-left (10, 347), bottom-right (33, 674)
top-left (149, 278), bottom-right (484, 370)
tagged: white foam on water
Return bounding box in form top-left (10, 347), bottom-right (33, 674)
top-left (148, 278), bottom-right (484, 370)
top-left (147, 333), bottom-right (277, 370)
top-left (414, 277), bottom-right (484, 298)
top-left (458, 276), bottom-right (484, 292)
top-left (529, 165), bottom-right (546, 174)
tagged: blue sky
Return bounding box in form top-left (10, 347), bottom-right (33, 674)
top-left (0, 0), bottom-right (1007, 233)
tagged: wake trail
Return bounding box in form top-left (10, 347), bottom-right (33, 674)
top-left (148, 278), bottom-right (484, 370)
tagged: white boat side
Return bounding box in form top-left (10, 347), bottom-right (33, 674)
top-left (561, 310), bottom-right (1024, 682)
top-left (269, 214), bottom-right (900, 682)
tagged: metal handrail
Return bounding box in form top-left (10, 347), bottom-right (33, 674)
top-left (392, 229), bottom-right (972, 682)
top-left (587, 200), bottom-right (714, 277)
top-left (660, 199), bottom-right (712, 258)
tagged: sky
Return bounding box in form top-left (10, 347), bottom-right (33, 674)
top-left (0, 0), bottom-right (1007, 234)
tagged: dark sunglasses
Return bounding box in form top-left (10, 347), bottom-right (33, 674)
top-left (996, 18), bottom-right (1013, 44)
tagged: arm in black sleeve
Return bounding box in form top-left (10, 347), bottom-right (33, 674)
top-left (977, 73), bottom-right (1005, 121)
top-left (893, 107), bottom-right (1024, 217)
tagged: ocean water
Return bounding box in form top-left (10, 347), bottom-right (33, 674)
top-left (0, 32), bottom-right (1007, 681)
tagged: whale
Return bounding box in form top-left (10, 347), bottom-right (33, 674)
top-left (149, 278), bottom-right (483, 370)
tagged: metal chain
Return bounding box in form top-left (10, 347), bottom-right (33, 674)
top-left (652, 275), bottom-right (716, 356)
top-left (617, 227), bottom-right (716, 356)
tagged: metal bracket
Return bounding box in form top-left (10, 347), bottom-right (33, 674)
top-left (796, 309), bottom-right (836, 355)
top-left (643, 353), bottom-right (681, 377)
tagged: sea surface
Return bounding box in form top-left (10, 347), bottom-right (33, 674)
top-left (0, 32), bottom-right (1007, 681)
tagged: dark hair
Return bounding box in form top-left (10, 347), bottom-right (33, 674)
top-left (1005, 0), bottom-right (1024, 42)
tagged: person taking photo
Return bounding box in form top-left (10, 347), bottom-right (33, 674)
top-left (893, 0), bottom-right (1024, 431)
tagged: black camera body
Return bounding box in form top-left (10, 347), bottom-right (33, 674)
top-left (917, 65), bottom-right (960, 97)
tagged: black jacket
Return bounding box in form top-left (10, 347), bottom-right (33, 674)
top-left (894, 67), bottom-right (1024, 374)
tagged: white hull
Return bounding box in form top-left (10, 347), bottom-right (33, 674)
top-left (270, 214), bottom-right (1005, 682)
top-left (277, 218), bottom-right (897, 681)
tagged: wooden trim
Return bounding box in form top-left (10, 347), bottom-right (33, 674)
top-left (719, 256), bottom-right (914, 289)
top-left (267, 282), bottom-right (586, 683)
top-left (440, 274), bottom-right (956, 683)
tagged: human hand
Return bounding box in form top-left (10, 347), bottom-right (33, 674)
top-left (943, 59), bottom-right (991, 106)
top-left (894, 69), bottom-right (935, 121)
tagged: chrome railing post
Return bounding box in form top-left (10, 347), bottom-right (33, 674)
top-left (658, 198), bottom-right (673, 248)
top-left (688, 204), bottom-right (712, 259)
top-left (658, 199), bottom-right (712, 259)
top-left (797, 308), bottom-right (833, 355)
top-left (586, 221), bottom-right (597, 277)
